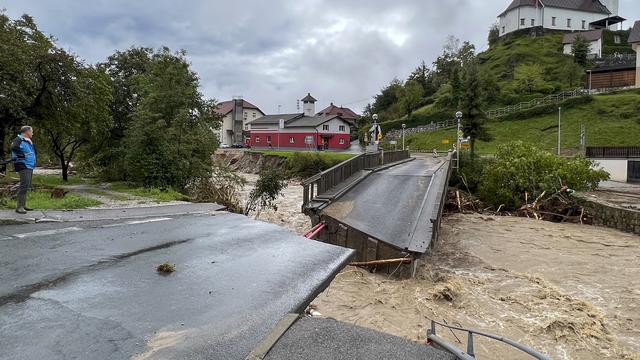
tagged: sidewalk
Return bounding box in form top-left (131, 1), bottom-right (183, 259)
top-left (0, 203), bottom-right (225, 224)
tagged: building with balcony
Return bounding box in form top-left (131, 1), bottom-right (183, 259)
top-left (215, 98), bottom-right (265, 146)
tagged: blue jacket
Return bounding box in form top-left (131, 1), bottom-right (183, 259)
top-left (11, 135), bottom-right (37, 170)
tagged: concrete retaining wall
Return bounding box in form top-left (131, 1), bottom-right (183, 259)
top-left (576, 194), bottom-right (640, 235)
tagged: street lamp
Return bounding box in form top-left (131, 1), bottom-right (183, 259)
top-left (455, 111), bottom-right (463, 170)
top-left (401, 123), bottom-right (406, 151)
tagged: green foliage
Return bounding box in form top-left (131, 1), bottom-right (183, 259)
top-left (478, 142), bottom-right (609, 209)
top-left (450, 152), bottom-right (493, 194)
top-left (461, 60), bottom-right (491, 155)
top-left (488, 25), bottom-right (500, 48)
top-left (514, 63), bottom-right (545, 93)
top-left (498, 95), bottom-right (593, 122)
top-left (2, 191), bottom-right (101, 210)
top-left (124, 48), bottom-right (220, 189)
top-left (571, 35), bottom-right (590, 66)
top-left (601, 29), bottom-right (634, 55)
top-left (109, 183), bottom-right (189, 202)
top-left (244, 170), bottom-right (286, 216)
top-left (156, 262), bottom-right (176, 273)
top-left (285, 152), bottom-right (337, 178)
top-left (398, 80), bottom-right (424, 117)
top-left (187, 164), bottom-right (246, 213)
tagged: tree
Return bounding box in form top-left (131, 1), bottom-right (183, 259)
top-left (450, 66), bottom-right (462, 109)
top-left (243, 170), bottom-right (286, 217)
top-left (460, 60), bottom-right (491, 156)
top-left (571, 35), bottom-right (590, 66)
top-left (39, 65), bottom-right (112, 181)
top-left (398, 80), bottom-right (424, 118)
top-left (124, 48), bottom-right (220, 189)
top-left (514, 63), bottom-right (545, 93)
top-left (407, 60), bottom-right (436, 96)
top-left (564, 62), bottom-right (584, 88)
top-left (488, 24), bottom-right (500, 48)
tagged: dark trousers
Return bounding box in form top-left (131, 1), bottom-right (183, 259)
top-left (17, 169), bottom-right (33, 209)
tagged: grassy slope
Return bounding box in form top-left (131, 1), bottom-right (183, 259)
top-left (2, 191), bottom-right (101, 209)
top-left (250, 150), bottom-right (355, 162)
top-left (405, 92), bottom-right (640, 154)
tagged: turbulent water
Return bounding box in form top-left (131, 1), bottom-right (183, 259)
top-left (314, 214), bottom-right (640, 360)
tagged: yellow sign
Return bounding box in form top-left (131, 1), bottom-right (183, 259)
top-left (460, 143), bottom-right (470, 150)
top-left (441, 139), bottom-right (450, 144)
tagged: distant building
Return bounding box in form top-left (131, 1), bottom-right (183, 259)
top-left (498, 0), bottom-right (624, 37)
top-left (246, 93), bottom-right (351, 150)
top-left (562, 29), bottom-right (605, 57)
top-left (316, 103), bottom-right (360, 127)
top-left (215, 98), bottom-right (265, 146)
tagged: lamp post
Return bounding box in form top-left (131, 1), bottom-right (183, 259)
top-left (587, 70), bottom-right (592, 93)
top-left (401, 123), bottom-right (406, 151)
top-left (455, 111), bottom-right (463, 170)
top-left (557, 107), bottom-right (561, 156)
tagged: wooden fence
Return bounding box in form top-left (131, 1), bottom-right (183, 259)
top-left (586, 146), bottom-right (640, 159)
top-left (485, 89), bottom-right (585, 119)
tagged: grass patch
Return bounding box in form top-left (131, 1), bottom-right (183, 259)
top-left (1, 191), bottom-right (101, 210)
top-left (109, 183), bottom-right (189, 202)
top-left (403, 93), bottom-right (640, 154)
top-left (31, 174), bottom-right (93, 187)
top-left (83, 188), bottom-right (130, 201)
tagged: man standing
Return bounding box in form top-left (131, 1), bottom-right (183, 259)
top-left (11, 126), bottom-right (36, 214)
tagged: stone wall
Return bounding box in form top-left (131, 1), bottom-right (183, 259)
top-left (576, 194), bottom-right (640, 235)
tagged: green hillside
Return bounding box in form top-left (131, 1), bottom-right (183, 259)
top-left (402, 91), bottom-right (640, 155)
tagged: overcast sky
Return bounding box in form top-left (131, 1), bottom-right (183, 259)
top-left (3, 0), bottom-right (640, 114)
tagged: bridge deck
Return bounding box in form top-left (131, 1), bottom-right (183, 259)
top-left (322, 155), bottom-right (450, 254)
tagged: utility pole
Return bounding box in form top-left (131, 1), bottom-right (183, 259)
top-left (401, 123), bottom-right (406, 151)
top-left (455, 111), bottom-right (463, 170)
top-left (557, 107), bottom-right (562, 156)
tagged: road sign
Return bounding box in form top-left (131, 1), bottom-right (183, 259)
top-left (389, 140), bottom-right (397, 145)
top-left (442, 139), bottom-right (450, 144)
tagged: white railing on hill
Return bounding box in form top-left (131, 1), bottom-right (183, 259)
top-left (386, 118), bottom-right (457, 140)
top-left (485, 88), bottom-right (586, 118)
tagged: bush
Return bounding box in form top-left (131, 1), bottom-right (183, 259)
top-left (450, 152), bottom-right (493, 193)
top-left (478, 142), bottom-right (609, 209)
top-left (244, 169), bottom-right (286, 217)
top-left (286, 152), bottom-right (334, 178)
top-left (187, 164), bottom-right (246, 213)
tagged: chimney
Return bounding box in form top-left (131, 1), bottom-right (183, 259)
top-left (301, 93), bottom-right (317, 116)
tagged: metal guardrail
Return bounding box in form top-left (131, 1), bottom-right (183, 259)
top-left (301, 150), bottom-right (409, 209)
top-left (486, 89), bottom-right (585, 119)
top-left (427, 320), bottom-right (552, 360)
top-left (586, 146), bottom-right (640, 159)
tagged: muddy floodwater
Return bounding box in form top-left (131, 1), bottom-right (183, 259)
top-left (314, 213), bottom-right (640, 360)
top-left (240, 173), bottom-right (639, 359)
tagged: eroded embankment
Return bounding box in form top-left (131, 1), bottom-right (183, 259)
top-left (313, 213), bottom-right (640, 360)
top-left (214, 150), bottom-right (287, 174)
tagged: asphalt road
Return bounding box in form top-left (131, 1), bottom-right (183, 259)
top-left (0, 213), bottom-right (354, 360)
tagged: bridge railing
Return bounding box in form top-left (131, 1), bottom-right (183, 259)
top-left (302, 150), bottom-right (409, 209)
top-left (428, 320), bottom-right (552, 360)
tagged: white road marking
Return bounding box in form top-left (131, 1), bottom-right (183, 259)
top-left (13, 227), bottom-right (83, 238)
top-left (0, 236), bottom-right (12, 241)
top-left (125, 217), bottom-right (173, 225)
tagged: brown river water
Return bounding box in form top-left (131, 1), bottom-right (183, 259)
top-left (239, 174), bottom-right (639, 359)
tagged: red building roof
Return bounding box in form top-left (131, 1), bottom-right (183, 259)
top-left (215, 99), bottom-right (263, 116)
top-left (316, 103), bottom-right (359, 122)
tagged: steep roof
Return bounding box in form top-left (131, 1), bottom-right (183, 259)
top-left (301, 93), bottom-right (317, 103)
top-left (500, 0), bottom-right (611, 17)
top-left (215, 99), bottom-right (263, 116)
top-left (246, 113), bottom-right (303, 125)
top-left (629, 21), bottom-right (640, 44)
top-left (246, 114), bottom-right (349, 128)
top-left (562, 29), bottom-right (603, 44)
top-left (317, 103), bottom-right (360, 120)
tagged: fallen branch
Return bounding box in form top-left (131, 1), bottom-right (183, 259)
top-left (349, 258), bottom-right (412, 267)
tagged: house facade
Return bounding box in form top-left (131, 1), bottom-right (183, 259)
top-left (498, 0), bottom-right (621, 37)
top-left (316, 103), bottom-right (359, 127)
top-left (562, 29), bottom-right (604, 57)
top-left (246, 94), bottom-right (351, 150)
top-left (215, 98), bottom-right (265, 146)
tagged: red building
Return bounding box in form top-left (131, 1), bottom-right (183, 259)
top-left (316, 102), bottom-right (359, 127)
top-left (246, 93), bottom-right (352, 150)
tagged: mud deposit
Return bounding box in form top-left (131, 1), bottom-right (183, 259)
top-left (314, 214), bottom-right (640, 360)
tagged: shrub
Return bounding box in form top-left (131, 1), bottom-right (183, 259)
top-left (187, 164), bottom-right (246, 213)
top-left (244, 169), bottom-right (286, 217)
top-left (286, 152), bottom-right (334, 178)
top-left (450, 152), bottom-right (494, 193)
top-left (478, 142), bottom-right (609, 209)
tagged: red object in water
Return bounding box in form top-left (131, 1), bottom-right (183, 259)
top-left (304, 223), bottom-right (326, 239)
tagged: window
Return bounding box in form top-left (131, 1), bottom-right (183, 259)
top-left (582, 20), bottom-right (586, 29)
top-left (252, 112), bottom-right (257, 118)
top-left (552, 17), bottom-right (556, 26)
top-left (567, 18), bottom-right (571, 28)
top-left (339, 125), bottom-right (346, 132)
top-left (614, 35), bottom-right (621, 44)
top-left (255, 136), bottom-right (260, 143)
top-left (502, 26), bottom-right (505, 34)
top-left (339, 138), bottom-right (345, 145)
top-left (531, 19), bottom-right (535, 26)
top-left (520, 18), bottom-right (525, 26)
top-left (289, 137), bottom-right (295, 144)
top-left (322, 124), bottom-right (329, 131)
top-left (305, 135), bottom-right (313, 144)
top-left (266, 135), bottom-right (272, 143)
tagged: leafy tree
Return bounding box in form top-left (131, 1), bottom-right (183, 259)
top-left (243, 169), bottom-right (286, 217)
top-left (408, 60), bottom-right (436, 97)
top-left (38, 65), bottom-right (112, 181)
top-left (398, 80), bottom-right (424, 118)
top-left (371, 79), bottom-right (403, 117)
top-left (450, 66), bottom-right (462, 109)
top-left (571, 35), bottom-right (590, 66)
top-left (460, 60), bottom-right (491, 156)
top-left (564, 62), bottom-right (584, 88)
top-left (0, 13), bottom-right (55, 160)
top-left (479, 142), bottom-right (609, 209)
top-left (514, 63), bottom-right (545, 93)
top-left (488, 25), bottom-right (500, 48)
top-left (124, 48), bottom-right (220, 189)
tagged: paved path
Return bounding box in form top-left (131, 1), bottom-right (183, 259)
top-left (0, 213), bottom-right (354, 359)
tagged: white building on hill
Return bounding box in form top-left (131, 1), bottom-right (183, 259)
top-left (498, 0), bottom-right (624, 37)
